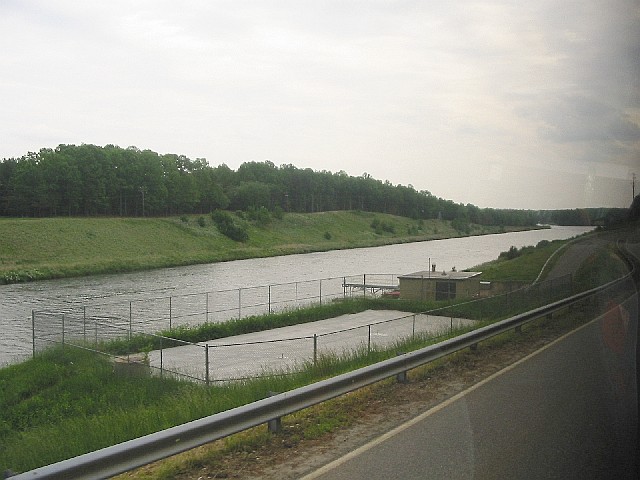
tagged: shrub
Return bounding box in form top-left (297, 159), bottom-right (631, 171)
top-left (197, 216), bottom-right (206, 227)
top-left (246, 206), bottom-right (271, 226)
top-left (370, 218), bottom-right (395, 234)
top-left (324, 231), bottom-right (332, 240)
top-left (451, 217), bottom-right (471, 234)
top-left (499, 245), bottom-right (520, 260)
top-left (211, 210), bottom-right (249, 242)
top-left (272, 206), bottom-right (284, 220)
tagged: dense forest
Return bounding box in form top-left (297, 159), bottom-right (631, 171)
top-left (0, 144), bottom-right (625, 226)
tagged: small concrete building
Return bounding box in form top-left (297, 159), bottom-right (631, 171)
top-left (398, 269), bottom-right (483, 301)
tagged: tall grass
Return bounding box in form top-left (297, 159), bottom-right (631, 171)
top-left (0, 323), bottom-right (470, 473)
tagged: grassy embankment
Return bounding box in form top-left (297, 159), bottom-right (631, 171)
top-left (3, 229), bottom-right (626, 475)
top-left (0, 211), bottom-right (527, 284)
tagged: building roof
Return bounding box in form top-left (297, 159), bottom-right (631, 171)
top-left (399, 270), bottom-right (482, 281)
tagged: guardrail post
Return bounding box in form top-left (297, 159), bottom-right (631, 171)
top-left (206, 292), bottom-right (210, 323)
top-left (238, 288), bottom-right (242, 319)
top-left (319, 279), bottom-right (323, 305)
top-left (368, 324), bottom-right (371, 354)
top-left (395, 352), bottom-right (408, 383)
top-left (267, 391), bottom-right (282, 433)
top-left (268, 285), bottom-right (272, 313)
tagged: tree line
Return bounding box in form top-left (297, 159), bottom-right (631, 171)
top-left (0, 144), bottom-right (620, 226)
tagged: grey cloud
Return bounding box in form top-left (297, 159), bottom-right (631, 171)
top-left (537, 94), bottom-right (640, 145)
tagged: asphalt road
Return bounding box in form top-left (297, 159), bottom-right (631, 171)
top-left (302, 297), bottom-right (638, 480)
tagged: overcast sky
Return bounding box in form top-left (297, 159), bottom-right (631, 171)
top-left (1, 1), bottom-right (639, 210)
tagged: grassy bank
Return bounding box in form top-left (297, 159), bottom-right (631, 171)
top-left (468, 238), bottom-right (567, 282)
top-left (0, 211), bottom-right (531, 284)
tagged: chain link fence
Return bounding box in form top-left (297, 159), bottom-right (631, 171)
top-left (32, 273), bottom-right (579, 383)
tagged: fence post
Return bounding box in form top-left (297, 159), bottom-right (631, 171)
top-left (83, 306), bottom-right (87, 342)
top-left (169, 296), bottom-right (173, 331)
top-left (368, 324), bottom-right (371, 354)
top-left (268, 285), bottom-right (272, 313)
top-left (319, 279), bottom-right (323, 305)
top-left (160, 336), bottom-right (164, 378)
top-left (206, 292), bottom-right (210, 323)
top-left (205, 345), bottom-right (210, 386)
top-left (238, 288), bottom-right (242, 319)
top-left (62, 314), bottom-right (65, 352)
top-left (412, 314), bottom-right (416, 339)
top-left (363, 274), bottom-right (367, 298)
top-left (31, 310), bottom-right (36, 358)
top-left (129, 301), bottom-right (133, 342)
top-left (313, 334), bottom-right (318, 366)
top-left (343, 277), bottom-right (346, 299)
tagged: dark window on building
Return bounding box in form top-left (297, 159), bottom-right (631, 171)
top-left (436, 281), bottom-right (456, 301)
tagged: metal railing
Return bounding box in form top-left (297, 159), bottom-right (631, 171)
top-left (14, 263), bottom-right (635, 479)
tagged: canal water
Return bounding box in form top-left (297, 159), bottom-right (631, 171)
top-left (0, 226), bottom-right (593, 366)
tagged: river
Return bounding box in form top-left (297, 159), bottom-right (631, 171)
top-left (0, 226), bottom-right (593, 366)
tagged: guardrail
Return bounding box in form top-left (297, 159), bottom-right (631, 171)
top-left (13, 252), bottom-right (637, 479)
